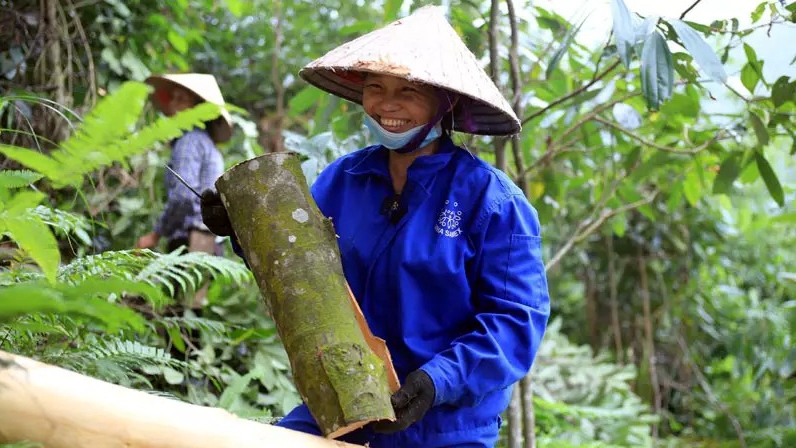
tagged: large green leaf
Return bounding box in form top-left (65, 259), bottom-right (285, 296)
top-left (669, 20), bottom-right (727, 83)
top-left (288, 86), bottom-right (323, 117)
top-left (771, 76), bottom-right (794, 108)
top-left (610, 0), bottom-right (635, 68)
top-left (640, 31), bottom-right (674, 110)
top-left (741, 63), bottom-right (760, 94)
top-left (384, 0), bottom-right (402, 22)
top-left (749, 111), bottom-right (769, 147)
top-left (3, 216), bottom-right (60, 283)
top-left (755, 152), bottom-right (784, 207)
top-left (0, 170), bottom-right (43, 189)
top-left (712, 154), bottom-right (741, 195)
top-left (0, 280), bottom-right (148, 331)
top-left (0, 144), bottom-right (62, 180)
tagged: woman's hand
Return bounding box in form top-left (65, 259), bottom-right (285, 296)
top-left (135, 232), bottom-right (160, 249)
top-left (372, 370), bottom-right (435, 434)
top-left (200, 189), bottom-right (234, 236)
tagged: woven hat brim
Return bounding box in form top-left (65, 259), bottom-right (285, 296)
top-left (297, 6), bottom-right (520, 137)
top-left (299, 67), bottom-right (518, 136)
top-left (145, 75), bottom-right (233, 144)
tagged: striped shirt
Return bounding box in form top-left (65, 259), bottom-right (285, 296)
top-left (154, 129), bottom-right (224, 241)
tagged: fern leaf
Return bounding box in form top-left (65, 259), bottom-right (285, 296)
top-left (58, 250), bottom-right (150, 283)
top-left (28, 205), bottom-right (92, 244)
top-left (160, 315), bottom-right (228, 336)
top-left (3, 215), bottom-right (59, 283)
top-left (52, 92), bottom-right (222, 188)
top-left (0, 144), bottom-right (62, 180)
top-left (54, 82), bottom-right (150, 177)
top-left (0, 170), bottom-right (44, 189)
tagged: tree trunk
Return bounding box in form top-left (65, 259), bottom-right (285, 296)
top-left (215, 153), bottom-right (397, 438)
top-left (521, 376), bottom-right (536, 448)
top-left (0, 350), bottom-right (363, 448)
top-left (507, 385), bottom-right (522, 448)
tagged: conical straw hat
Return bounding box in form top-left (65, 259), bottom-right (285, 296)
top-left (299, 6), bottom-right (520, 136)
top-left (145, 73), bottom-right (233, 144)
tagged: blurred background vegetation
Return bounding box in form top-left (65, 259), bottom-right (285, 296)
top-left (1, 0), bottom-right (794, 446)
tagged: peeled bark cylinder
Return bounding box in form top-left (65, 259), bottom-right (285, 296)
top-left (0, 350), bottom-right (363, 448)
top-left (215, 152), bottom-right (396, 438)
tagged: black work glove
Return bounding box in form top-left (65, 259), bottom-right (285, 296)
top-left (200, 189), bottom-right (234, 237)
top-left (373, 370), bottom-right (435, 434)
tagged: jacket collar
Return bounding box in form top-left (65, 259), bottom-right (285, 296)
top-left (344, 136), bottom-right (462, 182)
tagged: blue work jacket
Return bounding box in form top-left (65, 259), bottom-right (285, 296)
top-left (276, 136), bottom-right (550, 447)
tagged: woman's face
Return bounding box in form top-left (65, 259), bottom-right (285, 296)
top-left (362, 74), bottom-right (439, 133)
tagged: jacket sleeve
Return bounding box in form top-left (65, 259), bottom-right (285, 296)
top-left (420, 192), bottom-right (550, 407)
top-left (154, 136), bottom-right (202, 237)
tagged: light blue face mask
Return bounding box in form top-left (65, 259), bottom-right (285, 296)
top-left (364, 114), bottom-right (442, 151)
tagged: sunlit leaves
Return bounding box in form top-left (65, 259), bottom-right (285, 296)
top-left (640, 31), bottom-right (674, 110)
top-left (546, 19), bottom-right (586, 79)
top-left (668, 19), bottom-right (727, 83)
top-left (610, 0), bottom-right (635, 68)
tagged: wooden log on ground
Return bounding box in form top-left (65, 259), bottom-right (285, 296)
top-left (0, 350), bottom-right (361, 448)
top-left (215, 152), bottom-right (397, 438)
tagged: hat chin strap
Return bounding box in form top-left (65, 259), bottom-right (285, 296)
top-left (394, 90), bottom-right (455, 154)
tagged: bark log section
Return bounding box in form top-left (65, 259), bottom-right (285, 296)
top-left (215, 152), bottom-right (399, 438)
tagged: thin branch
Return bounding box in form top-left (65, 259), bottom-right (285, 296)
top-left (638, 250), bottom-right (661, 439)
top-left (677, 337), bottom-right (747, 448)
top-left (607, 234), bottom-right (624, 365)
top-left (489, 0), bottom-right (507, 172)
top-left (506, 0), bottom-right (527, 193)
top-left (522, 59), bottom-right (621, 126)
top-left (269, 0), bottom-right (284, 152)
top-left (593, 117), bottom-right (725, 154)
top-left (546, 189), bottom-right (659, 272)
top-left (679, 0), bottom-right (703, 20)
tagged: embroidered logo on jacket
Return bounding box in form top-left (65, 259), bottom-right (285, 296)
top-left (435, 200), bottom-right (463, 238)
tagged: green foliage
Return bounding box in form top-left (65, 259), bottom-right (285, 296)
top-left (0, 82), bottom-right (222, 189)
top-left (532, 319), bottom-right (657, 447)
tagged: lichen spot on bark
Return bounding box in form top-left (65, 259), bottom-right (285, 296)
top-left (273, 153), bottom-right (288, 166)
top-left (247, 160), bottom-right (260, 171)
top-left (292, 208), bottom-right (309, 223)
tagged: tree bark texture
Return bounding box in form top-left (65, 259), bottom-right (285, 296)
top-left (215, 152), bottom-right (397, 438)
top-left (507, 385), bottom-right (522, 448)
top-left (521, 376), bottom-right (536, 448)
top-left (0, 350), bottom-right (362, 448)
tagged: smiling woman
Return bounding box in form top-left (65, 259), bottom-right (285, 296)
top-left (200, 6), bottom-right (551, 448)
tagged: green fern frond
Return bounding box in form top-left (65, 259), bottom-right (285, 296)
top-left (160, 315), bottom-right (228, 336)
top-left (57, 248), bottom-right (249, 300)
top-left (58, 250), bottom-right (153, 283)
top-left (58, 337), bottom-right (189, 387)
top-left (0, 170), bottom-right (43, 189)
top-left (55, 82), bottom-right (150, 171)
top-left (0, 81), bottom-right (223, 189)
top-left (28, 205), bottom-right (92, 244)
top-left (135, 248), bottom-right (252, 296)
